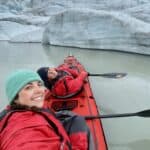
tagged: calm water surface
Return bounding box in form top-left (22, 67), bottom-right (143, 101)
top-left (1, 42), bottom-right (150, 150)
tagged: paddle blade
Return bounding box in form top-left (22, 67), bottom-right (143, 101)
top-left (137, 109), bottom-right (150, 117)
top-left (102, 73), bottom-right (127, 78)
top-left (89, 73), bottom-right (127, 79)
top-left (113, 73), bottom-right (127, 78)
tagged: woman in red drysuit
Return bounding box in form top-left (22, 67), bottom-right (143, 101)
top-left (0, 69), bottom-right (93, 150)
top-left (0, 69), bottom-right (71, 150)
top-left (37, 66), bottom-right (88, 98)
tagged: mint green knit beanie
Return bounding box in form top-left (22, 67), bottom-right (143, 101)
top-left (5, 69), bottom-right (43, 103)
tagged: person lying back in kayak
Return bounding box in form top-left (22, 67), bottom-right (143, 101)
top-left (37, 66), bottom-right (88, 98)
top-left (0, 69), bottom-right (94, 150)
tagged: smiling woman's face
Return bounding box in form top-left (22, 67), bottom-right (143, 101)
top-left (14, 81), bottom-right (45, 108)
top-left (47, 68), bottom-right (58, 80)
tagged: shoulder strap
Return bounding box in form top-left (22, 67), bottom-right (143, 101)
top-left (0, 110), bottom-right (18, 133)
top-left (63, 79), bottom-right (69, 93)
top-left (0, 110), bottom-right (27, 133)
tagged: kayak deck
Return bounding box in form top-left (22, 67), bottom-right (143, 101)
top-left (47, 56), bottom-right (107, 150)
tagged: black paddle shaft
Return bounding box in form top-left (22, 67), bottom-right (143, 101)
top-left (85, 109), bottom-right (150, 119)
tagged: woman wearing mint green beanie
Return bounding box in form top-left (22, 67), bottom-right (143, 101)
top-left (0, 69), bottom-right (71, 150)
top-left (0, 69), bottom-right (93, 150)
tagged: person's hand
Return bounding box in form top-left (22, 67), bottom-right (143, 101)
top-left (80, 71), bottom-right (88, 77)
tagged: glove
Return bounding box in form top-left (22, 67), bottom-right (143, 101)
top-left (80, 71), bottom-right (88, 77)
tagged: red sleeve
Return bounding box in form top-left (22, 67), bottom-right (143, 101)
top-left (57, 66), bottom-right (79, 77)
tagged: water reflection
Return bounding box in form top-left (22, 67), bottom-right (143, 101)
top-left (1, 42), bottom-right (150, 150)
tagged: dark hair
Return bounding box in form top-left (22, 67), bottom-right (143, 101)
top-left (10, 100), bottom-right (41, 112)
top-left (10, 94), bottom-right (19, 105)
top-left (37, 67), bottom-right (49, 81)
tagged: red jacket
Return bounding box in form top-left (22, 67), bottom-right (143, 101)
top-left (0, 109), bottom-right (71, 150)
top-left (49, 67), bottom-right (87, 97)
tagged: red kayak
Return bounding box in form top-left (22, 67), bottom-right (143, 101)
top-left (46, 55), bottom-right (107, 150)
